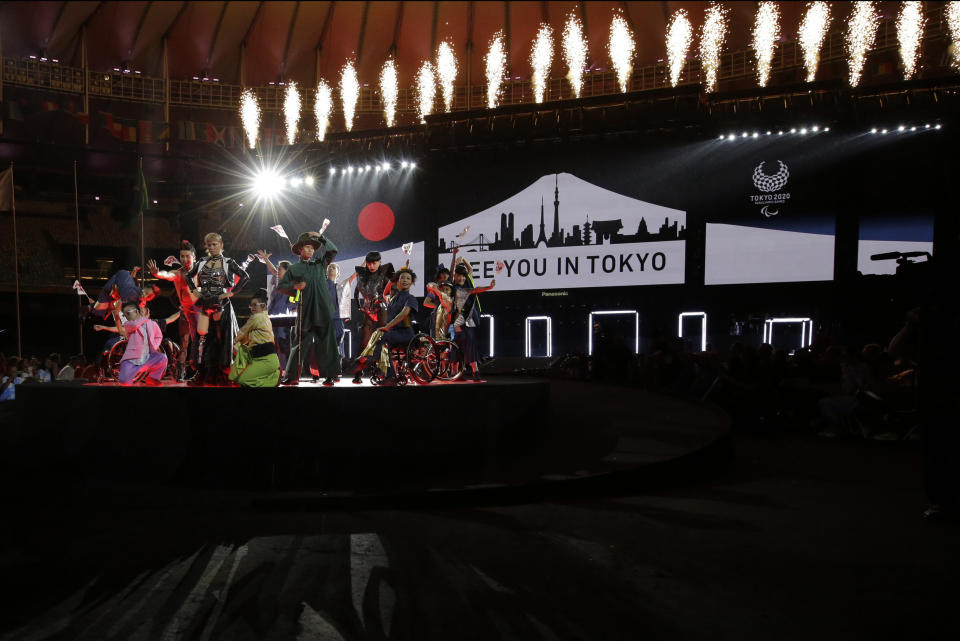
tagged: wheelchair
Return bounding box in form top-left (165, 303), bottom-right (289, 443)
top-left (369, 332), bottom-right (440, 386)
top-left (99, 337), bottom-right (181, 383)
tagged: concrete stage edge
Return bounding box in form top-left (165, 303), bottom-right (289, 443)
top-left (8, 378), bottom-right (551, 491)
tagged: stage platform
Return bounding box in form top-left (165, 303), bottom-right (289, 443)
top-left (4, 377), bottom-right (730, 498)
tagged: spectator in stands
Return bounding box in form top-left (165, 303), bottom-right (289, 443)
top-left (56, 355), bottom-right (84, 381)
top-left (1, 358), bottom-right (27, 401)
top-left (815, 346), bottom-right (875, 437)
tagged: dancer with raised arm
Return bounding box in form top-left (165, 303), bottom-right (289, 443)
top-left (185, 232), bottom-right (249, 386)
top-left (450, 259), bottom-right (496, 380)
top-left (147, 240), bottom-right (198, 381)
top-left (116, 302), bottom-right (168, 386)
top-left (278, 231), bottom-right (340, 386)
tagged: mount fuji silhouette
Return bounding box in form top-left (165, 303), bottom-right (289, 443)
top-left (438, 172), bottom-right (686, 253)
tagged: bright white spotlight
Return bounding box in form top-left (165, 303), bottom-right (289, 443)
top-left (881, 129), bottom-right (888, 134)
top-left (347, 166), bottom-right (354, 173)
top-left (778, 130), bottom-right (784, 135)
top-left (401, 160), bottom-right (409, 168)
top-left (871, 128), bottom-right (878, 133)
top-left (911, 126), bottom-right (916, 131)
top-left (329, 167), bottom-right (336, 175)
top-left (925, 123), bottom-right (931, 129)
top-left (290, 177), bottom-right (303, 187)
top-left (410, 162), bottom-right (417, 169)
top-left (752, 132), bottom-right (759, 138)
top-left (305, 176), bottom-right (314, 186)
top-left (382, 162), bottom-right (390, 170)
top-left (790, 128), bottom-right (797, 133)
top-left (365, 165), bottom-right (371, 171)
top-left (252, 170), bottom-right (285, 199)
top-left (812, 125), bottom-right (820, 132)
top-left (766, 130), bottom-right (772, 135)
top-left (824, 127), bottom-right (830, 131)
top-left (898, 125), bottom-right (905, 131)
top-left (935, 124), bottom-right (942, 130)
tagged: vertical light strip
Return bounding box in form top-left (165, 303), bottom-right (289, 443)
top-left (481, 313), bottom-right (495, 357)
top-left (678, 312), bottom-right (707, 352)
top-left (587, 311), bottom-right (639, 355)
top-left (525, 316), bottom-right (552, 358)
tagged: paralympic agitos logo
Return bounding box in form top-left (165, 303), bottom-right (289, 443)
top-left (749, 160), bottom-right (791, 218)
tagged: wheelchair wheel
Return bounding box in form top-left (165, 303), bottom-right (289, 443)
top-left (405, 334), bottom-right (438, 384)
top-left (102, 338), bottom-right (128, 382)
top-left (433, 340), bottom-right (464, 381)
top-left (161, 340), bottom-right (181, 380)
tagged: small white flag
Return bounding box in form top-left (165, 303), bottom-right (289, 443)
top-left (163, 255), bottom-right (179, 267)
top-left (401, 242), bottom-right (414, 255)
top-left (456, 226), bottom-right (470, 240)
top-left (72, 280), bottom-right (88, 297)
top-left (270, 224), bottom-right (289, 239)
top-left (318, 218), bottom-right (331, 235)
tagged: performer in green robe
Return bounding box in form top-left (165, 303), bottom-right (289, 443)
top-left (279, 232), bottom-right (340, 386)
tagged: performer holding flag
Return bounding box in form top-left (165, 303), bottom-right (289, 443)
top-left (279, 224), bottom-right (340, 386)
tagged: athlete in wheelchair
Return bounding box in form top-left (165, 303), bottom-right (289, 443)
top-left (94, 309), bottom-right (183, 383)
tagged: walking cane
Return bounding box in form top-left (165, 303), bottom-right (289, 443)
top-left (294, 289), bottom-right (303, 382)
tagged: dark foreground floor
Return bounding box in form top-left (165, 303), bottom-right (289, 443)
top-left (1, 424), bottom-right (955, 641)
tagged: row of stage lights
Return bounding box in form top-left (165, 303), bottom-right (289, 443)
top-left (870, 123), bottom-right (942, 134)
top-left (718, 122), bottom-right (943, 140)
top-left (250, 159), bottom-right (417, 198)
top-left (327, 160), bottom-right (417, 176)
top-left (719, 125), bottom-right (829, 140)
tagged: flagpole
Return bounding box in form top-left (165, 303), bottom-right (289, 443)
top-left (10, 162), bottom-right (21, 358)
top-left (74, 160), bottom-right (83, 354)
top-left (138, 155), bottom-right (145, 287)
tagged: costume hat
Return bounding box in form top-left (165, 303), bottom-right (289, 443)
top-left (292, 232), bottom-right (323, 255)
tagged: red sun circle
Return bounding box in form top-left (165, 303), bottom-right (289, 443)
top-left (357, 202), bottom-right (396, 241)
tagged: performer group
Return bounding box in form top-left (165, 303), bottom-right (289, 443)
top-left (89, 225), bottom-right (495, 388)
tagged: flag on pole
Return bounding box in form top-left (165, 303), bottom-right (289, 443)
top-left (401, 242), bottom-right (413, 255)
top-left (163, 255), bottom-right (179, 267)
top-left (72, 280), bottom-right (89, 297)
top-left (318, 218), bottom-right (331, 235)
top-left (0, 168), bottom-right (12, 210)
top-left (270, 224), bottom-right (289, 239)
top-left (135, 165), bottom-right (149, 212)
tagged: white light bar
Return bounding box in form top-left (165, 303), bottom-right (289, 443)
top-left (678, 312), bottom-right (707, 352)
top-left (763, 317), bottom-right (814, 350)
top-left (480, 313), bottom-right (495, 357)
top-left (342, 328), bottom-right (352, 357)
top-left (587, 310), bottom-right (639, 355)
top-left (525, 316), bottom-right (552, 358)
